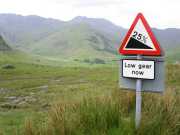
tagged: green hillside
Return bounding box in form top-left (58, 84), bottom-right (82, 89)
top-left (0, 14), bottom-right (180, 62)
top-left (0, 14), bottom-right (63, 49)
top-left (0, 35), bottom-right (11, 51)
top-left (28, 23), bottom-right (118, 60)
top-left (0, 55), bottom-right (179, 134)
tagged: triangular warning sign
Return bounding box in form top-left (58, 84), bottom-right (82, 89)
top-left (119, 13), bottom-right (163, 56)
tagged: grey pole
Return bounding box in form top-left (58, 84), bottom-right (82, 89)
top-left (135, 55), bottom-right (142, 129)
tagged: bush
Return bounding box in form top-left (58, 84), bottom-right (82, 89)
top-left (2, 64), bottom-right (15, 69)
top-left (83, 59), bottom-right (91, 63)
top-left (74, 59), bottom-right (79, 61)
top-left (94, 58), bottom-right (105, 64)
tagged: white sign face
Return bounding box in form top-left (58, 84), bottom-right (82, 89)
top-left (122, 60), bottom-right (155, 79)
top-left (124, 19), bottom-right (156, 51)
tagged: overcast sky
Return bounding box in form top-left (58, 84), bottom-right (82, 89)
top-left (0, 0), bottom-right (179, 29)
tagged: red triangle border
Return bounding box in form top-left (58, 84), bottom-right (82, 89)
top-left (119, 13), bottom-right (163, 56)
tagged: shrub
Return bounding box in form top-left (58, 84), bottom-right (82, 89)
top-left (94, 58), bottom-right (105, 64)
top-left (83, 59), bottom-right (91, 63)
top-left (2, 64), bottom-right (15, 69)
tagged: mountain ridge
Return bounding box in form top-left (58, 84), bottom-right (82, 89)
top-left (0, 13), bottom-right (179, 60)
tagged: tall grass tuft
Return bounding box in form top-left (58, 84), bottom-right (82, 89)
top-left (25, 90), bottom-right (136, 135)
top-left (137, 88), bottom-right (180, 135)
top-left (0, 130), bottom-right (4, 135)
top-left (78, 96), bottom-right (122, 134)
top-left (21, 84), bottom-right (179, 135)
top-left (23, 118), bottom-right (35, 135)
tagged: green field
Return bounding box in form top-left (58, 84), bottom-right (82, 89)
top-left (0, 52), bottom-right (179, 135)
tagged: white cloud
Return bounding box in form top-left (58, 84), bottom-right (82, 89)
top-left (0, 0), bottom-right (179, 29)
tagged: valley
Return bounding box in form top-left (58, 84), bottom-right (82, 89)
top-left (0, 14), bottom-right (179, 134)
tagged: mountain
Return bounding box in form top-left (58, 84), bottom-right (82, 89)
top-left (0, 35), bottom-right (11, 51)
top-left (152, 28), bottom-right (180, 49)
top-left (27, 17), bottom-right (125, 59)
top-left (0, 14), bottom-right (63, 49)
top-left (0, 14), bottom-right (180, 60)
top-left (71, 16), bottom-right (126, 38)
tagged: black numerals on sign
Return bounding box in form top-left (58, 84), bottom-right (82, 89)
top-left (132, 31), bottom-right (138, 38)
top-left (137, 33), bottom-right (142, 40)
top-left (132, 31), bottom-right (147, 44)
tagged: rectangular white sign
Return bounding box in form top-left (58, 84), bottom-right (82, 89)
top-left (122, 59), bottom-right (155, 79)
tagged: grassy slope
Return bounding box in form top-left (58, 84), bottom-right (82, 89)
top-left (0, 51), bottom-right (179, 134)
top-left (27, 23), bottom-right (117, 60)
top-left (0, 51), bottom-right (117, 134)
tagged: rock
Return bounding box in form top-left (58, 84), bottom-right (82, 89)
top-left (0, 93), bottom-right (40, 109)
top-left (39, 85), bottom-right (48, 92)
top-left (3, 96), bottom-right (37, 109)
top-left (17, 101), bottom-right (29, 108)
top-left (175, 61), bottom-right (180, 65)
top-left (13, 98), bottom-right (24, 104)
top-left (30, 92), bottom-right (35, 95)
top-left (4, 96), bottom-right (23, 104)
top-left (0, 88), bottom-right (10, 94)
top-left (42, 103), bottom-right (50, 109)
top-left (4, 96), bottom-right (17, 101)
top-left (24, 96), bottom-right (37, 103)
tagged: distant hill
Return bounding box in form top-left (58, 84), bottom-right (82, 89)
top-left (152, 28), bottom-right (180, 49)
top-left (28, 20), bottom-right (121, 59)
top-left (0, 14), bottom-right (63, 49)
top-left (0, 35), bottom-right (11, 51)
top-left (0, 13), bottom-right (180, 60)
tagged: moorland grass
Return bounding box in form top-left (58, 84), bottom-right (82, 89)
top-left (0, 54), bottom-right (179, 135)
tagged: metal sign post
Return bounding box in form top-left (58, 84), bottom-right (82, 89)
top-left (135, 55), bottom-right (142, 129)
top-left (118, 13), bottom-right (165, 130)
